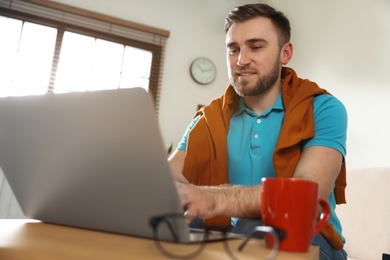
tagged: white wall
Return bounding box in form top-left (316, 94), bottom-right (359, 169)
top-left (51, 0), bottom-right (390, 170)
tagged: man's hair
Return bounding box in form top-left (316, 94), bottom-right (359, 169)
top-left (224, 3), bottom-right (291, 48)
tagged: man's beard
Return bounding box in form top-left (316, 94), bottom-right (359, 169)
top-left (230, 59), bottom-right (281, 97)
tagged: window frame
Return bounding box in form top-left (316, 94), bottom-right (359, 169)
top-left (0, 2), bottom-right (168, 109)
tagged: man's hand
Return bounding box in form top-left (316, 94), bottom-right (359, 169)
top-left (175, 181), bottom-right (261, 220)
top-left (176, 182), bottom-right (219, 220)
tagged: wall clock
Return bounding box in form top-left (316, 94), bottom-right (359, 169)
top-left (190, 57), bottom-right (217, 85)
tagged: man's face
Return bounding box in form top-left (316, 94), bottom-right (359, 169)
top-left (226, 17), bottom-right (284, 97)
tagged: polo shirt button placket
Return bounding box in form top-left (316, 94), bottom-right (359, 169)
top-left (254, 118), bottom-right (261, 139)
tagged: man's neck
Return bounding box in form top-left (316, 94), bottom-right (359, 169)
top-left (243, 81), bottom-right (282, 115)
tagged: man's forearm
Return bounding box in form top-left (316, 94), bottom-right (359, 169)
top-left (213, 185), bottom-right (261, 218)
top-left (177, 182), bottom-right (261, 219)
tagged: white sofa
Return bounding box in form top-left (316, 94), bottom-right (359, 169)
top-left (336, 167), bottom-right (390, 260)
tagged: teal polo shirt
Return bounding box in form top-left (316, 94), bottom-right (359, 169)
top-left (227, 95), bottom-right (284, 185)
top-left (228, 93), bottom-right (347, 185)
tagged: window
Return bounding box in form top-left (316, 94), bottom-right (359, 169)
top-left (0, 17), bottom-right (57, 96)
top-left (54, 32), bottom-right (153, 93)
top-left (0, 0), bottom-right (169, 109)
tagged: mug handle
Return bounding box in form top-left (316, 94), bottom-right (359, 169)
top-left (238, 226), bottom-right (279, 260)
top-left (314, 198), bottom-right (331, 235)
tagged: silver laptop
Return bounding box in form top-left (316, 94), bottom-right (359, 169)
top-left (0, 88), bottom-right (228, 243)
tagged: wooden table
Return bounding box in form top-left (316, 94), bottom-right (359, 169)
top-left (0, 219), bottom-right (319, 259)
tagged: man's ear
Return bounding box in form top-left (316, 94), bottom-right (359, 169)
top-left (280, 42), bottom-right (293, 65)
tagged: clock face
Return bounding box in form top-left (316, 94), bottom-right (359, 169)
top-left (190, 58), bottom-right (217, 85)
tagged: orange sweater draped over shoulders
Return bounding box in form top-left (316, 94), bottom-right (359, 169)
top-left (182, 67), bottom-right (346, 250)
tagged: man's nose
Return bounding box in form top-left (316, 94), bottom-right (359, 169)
top-left (237, 50), bottom-right (251, 67)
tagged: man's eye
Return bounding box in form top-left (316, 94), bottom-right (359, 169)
top-left (251, 46), bottom-right (263, 51)
top-left (228, 48), bottom-right (238, 55)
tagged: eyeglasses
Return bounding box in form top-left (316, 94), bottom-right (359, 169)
top-left (149, 213), bottom-right (280, 260)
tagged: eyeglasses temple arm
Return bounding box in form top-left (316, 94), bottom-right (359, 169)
top-left (238, 226), bottom-right (279, 260)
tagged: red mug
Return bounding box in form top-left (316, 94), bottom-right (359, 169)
top-left (260, 177), bottom-right (330, 252)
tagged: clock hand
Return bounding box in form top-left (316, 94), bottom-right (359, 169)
top-left (195, 64), bottom-right (205, 72)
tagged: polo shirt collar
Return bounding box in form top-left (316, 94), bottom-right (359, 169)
top-left (234, 92), bottom-right (284, 117)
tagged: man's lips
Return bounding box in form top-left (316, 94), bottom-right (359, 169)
top-left (235, 71), bottom-right (257, 78)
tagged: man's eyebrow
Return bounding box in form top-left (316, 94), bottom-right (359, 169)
top-left (226, 41), bottom-right (237, 48)
top-left (226, 38), bottom-right (268, 48)
top-left (246, 38), bottom-right (268, 44)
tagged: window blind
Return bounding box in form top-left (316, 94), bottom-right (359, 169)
top-left (0, 0), bottom-right (169, 112)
